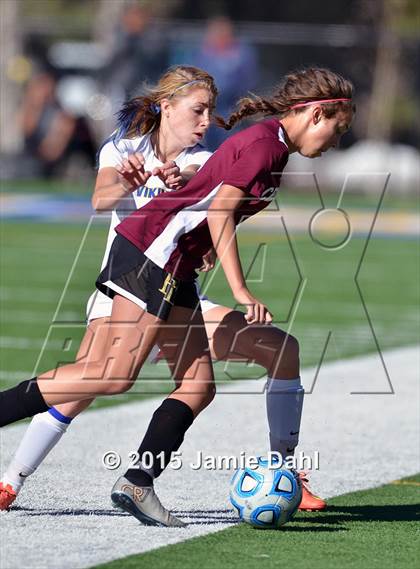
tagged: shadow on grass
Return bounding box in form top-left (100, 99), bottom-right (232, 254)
top-left (9, 506), bottom-right (127, 517)
top-left (270, 524), bottom-right (346, 533)
top-left (296, 503), bottom-right (420, 524)
top-left (9, 504), bottom-right (417, 528)
top-left (8, 506), bottom-right (237, 526)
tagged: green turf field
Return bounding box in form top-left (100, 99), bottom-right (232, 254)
top-left (0, 199), bottom-right (418, 408)
top-left (92, 473), bottom-right (420, 569)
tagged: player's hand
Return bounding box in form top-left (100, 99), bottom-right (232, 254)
top-left (234, 287), bottom-right (273, 325)
top-left (116, 152), bottom-right (151, 192)
top-left (198, 248), bottom-right (216, 272)
top-left (152, 161), bottom-right (183, 190)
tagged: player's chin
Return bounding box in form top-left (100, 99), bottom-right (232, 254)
top-left (298, 146), bottom-right (314, 158)
top-left (184, 135), bottom-right (201, 147)
top-left (303, 149), bottom-right (322, 159)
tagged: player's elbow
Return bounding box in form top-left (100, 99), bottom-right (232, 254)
top-left (91, 193), bottom-right (100, 211)
top-left (91, 194), bottom-right (110, 213)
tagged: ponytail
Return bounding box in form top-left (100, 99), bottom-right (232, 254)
top-left (220, 67), bottom-right (355, 131)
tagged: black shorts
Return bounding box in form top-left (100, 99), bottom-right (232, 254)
top-left (96, 234), bottom-right (200, 321)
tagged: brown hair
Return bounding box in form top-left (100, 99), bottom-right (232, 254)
top-left (115, 65), bottom-right (219, 140)
top-left (216, 67), bottom-right (355, 131)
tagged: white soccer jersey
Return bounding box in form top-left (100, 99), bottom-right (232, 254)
top-left (87, 133), bottom-right (214, 322)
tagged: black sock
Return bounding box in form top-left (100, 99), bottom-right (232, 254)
top-left (0, 379), bottom-right (49, 427)
top-left (125, 398), bottom-right (194, 487)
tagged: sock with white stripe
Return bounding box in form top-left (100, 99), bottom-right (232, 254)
top-left (1, 407), bottom-right (72, 493)
top-left (266, 377), bottom-right (304, 460)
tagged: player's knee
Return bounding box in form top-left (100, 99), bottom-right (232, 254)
top-left (102, 379), bottom-right (134, 395)
top-left (100, 367), bottom-right (136, 395)
top-left (260, 332), bottom-right (300, 376)
top-left (276, 334), bottom-right (300, 375)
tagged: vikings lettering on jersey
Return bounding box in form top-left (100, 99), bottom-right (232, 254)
top-left (137, 186), bottom-right (166, 199)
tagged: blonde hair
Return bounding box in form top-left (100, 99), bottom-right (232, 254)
top-left (115, 65), bottom-right (218, 139)
top-left (216, 67), bottom-right (355, 131)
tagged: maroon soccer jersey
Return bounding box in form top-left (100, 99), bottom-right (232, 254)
top-left (116, 118), bottom-right (289, 280)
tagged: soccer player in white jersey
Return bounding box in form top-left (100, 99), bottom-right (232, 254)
top-left (0, 67), bottom-right (353, 523)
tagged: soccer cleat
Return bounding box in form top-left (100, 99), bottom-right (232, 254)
top-left (297, 471), bottom-right (327, 511)
top-left (110, 476), bottom-right (186, 527)
top-left (0, 482), bottom-right (17, 511)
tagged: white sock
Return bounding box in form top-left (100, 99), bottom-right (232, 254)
top-left (2, 408), bottom-right (72, 493)
top-left (265, 377), bottom-right (304, 460)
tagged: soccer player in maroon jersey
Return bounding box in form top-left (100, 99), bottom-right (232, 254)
top-left (2, 66), bottom-right (326, 515)
top-left (0, 67), bottom-right (354, 525)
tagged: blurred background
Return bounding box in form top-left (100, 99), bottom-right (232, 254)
top-left (1, 0), bottom-right (419, 187)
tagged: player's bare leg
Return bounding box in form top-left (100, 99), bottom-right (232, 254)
top-left (0, 302), bottom-right (163, 508)
top-left (0, 294), bottom-right (167, 428)
top-left (204, 306), bottom-right (326, 511)
top-left (34, 294), bottom-right (163, 403)
top-left (112, 306), bottom-right (215, 527)
top-left (205, 306), bottom-right (298, 378)
top-left (159, 306), bottom-right (215, 415)
top-left (53, 316), bottom-right (112, 417)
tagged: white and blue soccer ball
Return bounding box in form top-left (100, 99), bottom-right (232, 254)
top-left (229, 456), bottom-right (302, 529)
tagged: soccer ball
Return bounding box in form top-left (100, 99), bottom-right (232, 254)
top-left (229, 456), bottom-right (302, 529)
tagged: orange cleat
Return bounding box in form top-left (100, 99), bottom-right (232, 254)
top-left (298, 471), bottom-right (327, 511)
top-left (0, 482), bottom-right (17, 511)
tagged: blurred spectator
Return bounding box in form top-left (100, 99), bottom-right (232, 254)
top-left (99, 3), bottom-right (168, 105)
top-left (20, 70), bottom-right (96, 178)
top-left (193, 16), bottom-right (259, 149)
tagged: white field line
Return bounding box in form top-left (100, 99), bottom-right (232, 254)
top-left (0, 338), bottom-right (65, 350)
top-left (0, 287), bottom-right (90, 303)
top-left (0, 311), bottom-right (83, 323)
top-left (0, 256), bottom-right (98, 268)
top-left (0, 345), bottom-right (419, 569)
top-left (0, 371), bottom-right (34, 382)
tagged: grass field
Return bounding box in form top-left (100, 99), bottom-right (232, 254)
top-left (0, 195), bottom-right (418, 408)
top-left (93, 474), bottom-right (420, 569)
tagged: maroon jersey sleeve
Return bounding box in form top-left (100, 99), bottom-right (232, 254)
top-left (223, 138), bottom-right (287, 196)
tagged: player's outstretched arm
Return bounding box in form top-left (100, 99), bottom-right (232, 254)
top-left (208, 184), bottom-right (272, 325)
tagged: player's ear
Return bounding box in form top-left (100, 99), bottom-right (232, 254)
top-left (160, 98), bottom-right (171, 117)
top-left (312, 106), bottom-right (323, 125)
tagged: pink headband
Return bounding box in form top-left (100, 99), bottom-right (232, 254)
top-left (290, 98), bottom-right (352, 109)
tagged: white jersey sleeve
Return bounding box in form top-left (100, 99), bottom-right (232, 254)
top-left (98, 140), bottom-right (121, 169)
top-left (98, 139), bottom-right (138, 170)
